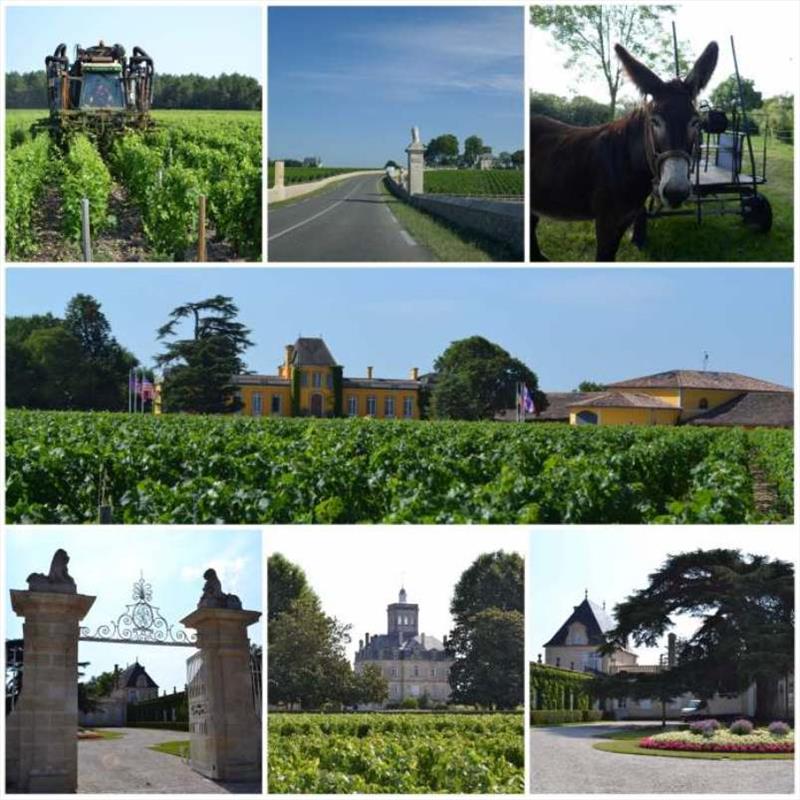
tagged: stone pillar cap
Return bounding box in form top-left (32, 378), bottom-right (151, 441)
top-left (10, 589), bottom-right (96, 619)
top-left (180, 606), bottom-right (261, 629)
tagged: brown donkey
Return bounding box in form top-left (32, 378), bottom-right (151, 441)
top-left (531, 42), bottom-right (718, 261)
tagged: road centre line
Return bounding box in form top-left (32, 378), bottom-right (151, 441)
top-left (267, 177), bottom-right (365, 241)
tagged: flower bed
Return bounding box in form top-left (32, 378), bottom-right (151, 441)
top-left (640, 725), bottom-right (794, 754)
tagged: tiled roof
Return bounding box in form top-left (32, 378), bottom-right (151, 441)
top-left (568, 391), bottom-right (677, 410)
top-left (544, 598), bottom-right (615, 647)
top-left (117, 662), bottom-right (158, 689)
top-left (609, 370), bottom-right (791, 393)
top-left (343, 378), bottom-right (420, 390)
top-left (686, 391), bottom-right (794, 428)
top-left (230, 374), bottom-right (289, 386)
top-left (291, 337), bottom-right (337, 367)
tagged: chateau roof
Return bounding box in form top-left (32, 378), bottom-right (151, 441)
top-left (609, 370), bottom-right (791, 393)
top-left (291, 337), bottom-right (337, 367)
top-left (117, 662), bottom-right (158, 690)
top-left (568, 391), bottom-right (677, 410)
top-left (544, 598), bottom-right (615, 647)
top-left (230, 374), bottom-right (289, 387)
top-left (343, 378), bottom-right (420, 390)
top-left (686, 391), bottom-right (794, 428)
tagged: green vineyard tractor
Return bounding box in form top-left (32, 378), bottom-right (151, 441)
top-left (40, 41), bottom-right (155, 148)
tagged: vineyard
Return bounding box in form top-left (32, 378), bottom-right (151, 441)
top-left (424, 169), bottom-right (523, 197)
top-left (5, 109), bottom-right (261, 262)
top-left (268, 713), bottom-right (524, 794)
top-left (5, 411), bottom-right (792, 524)
top-left (267, 164), bottom-right (376, 188)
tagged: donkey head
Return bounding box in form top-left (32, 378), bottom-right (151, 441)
top-left (615, 42), bottom-right (718, 207)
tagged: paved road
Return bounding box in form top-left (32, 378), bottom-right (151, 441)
top-left (78, 727), bottom-right (261, 794)
top-left (530, 722), bottom-right (795, 794)
top-left (267, 174), bottom-right (433, 262)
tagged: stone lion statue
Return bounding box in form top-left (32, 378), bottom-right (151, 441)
top-left (27, 548), bottom-right (77, 593)
top-left (198, 568), bottom-right (242, 610)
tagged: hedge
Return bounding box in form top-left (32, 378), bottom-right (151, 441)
top-left (530, 663), bottom-right (596, 711)
top-left (126, 721), bottom-right (189, 732)
top-left (530, 709), bottom-right (603, 726)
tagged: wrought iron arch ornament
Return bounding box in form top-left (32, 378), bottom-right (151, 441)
top-left (79, 573), bottom-right (197, 647)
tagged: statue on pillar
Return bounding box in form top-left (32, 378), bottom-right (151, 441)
top-left (198, 568), bottom-right (242, 609)
top-left (26, 549), bottom-right (77, 594)
top-left (411, 126), bottom-right (420, 144)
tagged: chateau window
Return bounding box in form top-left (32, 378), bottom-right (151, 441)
top-left (367, 396), bottom-right (377, 416)
top-left (251, 393), bottom-right (262, 417)
top-left (698, 397), bottom-right (709, 410)
top-left (300, 372), bottom-right (308, 387)
top-left (348, 396), bottom-right (358, 416)
top-left (312, 372), bottom-right (322, 388)
top-left (556, 657), bottom-right (560, 667)
top-left (403, 396), bottom-right (414, 418)
top-left (391, 668), bottom-right (397, 677)
top-left (327, 374), bottom-right (333, 389)
top-left (271, 394), bottom-right (281, 415)
top-left (413, 666), bottom-right (419, 677)
top-left (384, 396), bottom-right (395, 418)
top-left (397, 615), bottom-right (402, 626)
top-left (431, 668), bottom-right (437, 678)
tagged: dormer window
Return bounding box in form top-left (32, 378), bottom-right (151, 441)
top-left (565, 621), bottom-right (588, 645)
top-left (698, 398), bottom-right (709, 409)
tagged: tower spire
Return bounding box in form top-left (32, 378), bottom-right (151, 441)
top-left (584, 588), bottom-right (588, 601)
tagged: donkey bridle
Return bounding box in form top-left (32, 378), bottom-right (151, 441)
top-left (642, 107), bottom-right (695, 199)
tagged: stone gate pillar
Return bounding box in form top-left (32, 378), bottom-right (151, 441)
top-left (406, 126), bottom-right (426, 195)
top-left (181, 569), bottom-right (261, 783)
top-left (6, 551), bottom-right (95, 794)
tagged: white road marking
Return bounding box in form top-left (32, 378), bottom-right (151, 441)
top-left (267, 177), bottom-right (364, 241)
top-left (399, 230), bottom-right (417, 246)
top-left (378, 178), bottom-right (419, 248)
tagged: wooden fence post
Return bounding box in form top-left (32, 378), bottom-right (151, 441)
top-left (81, 198), bottom-right (92, 262)
top-left (198, 195), bottom-right (207, 262)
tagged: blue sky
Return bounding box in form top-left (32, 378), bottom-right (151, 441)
top-left (5, 6), bottom-right (261, 78)
top-left (5, 268), bottom-right (793, 391)
top-left (268, 6), bottom-right (524, 166)
top-left (5, 528), bottom-right (262, 692)
top-left (529, 529), bottom-right (798, 665)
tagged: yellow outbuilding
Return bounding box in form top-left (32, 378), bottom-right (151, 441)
top-left (231, 337), bottom-right (422, 419)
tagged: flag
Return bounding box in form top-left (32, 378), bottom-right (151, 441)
top-left (140, 379), bottom-right (155, 400)
top-left (522, 384), bottom-right (536, 415)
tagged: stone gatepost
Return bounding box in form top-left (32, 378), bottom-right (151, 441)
top-left (274, 160), bottom-right (285, 190)
top-left (181, 569), bottom-right (261, 783)
top-left (6, 550), bottom-right (95, 793)
top-left (406, 126), bottom-right (426, 195)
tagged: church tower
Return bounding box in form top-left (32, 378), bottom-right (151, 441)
top-left (386, 586), bottom-right (419, 643)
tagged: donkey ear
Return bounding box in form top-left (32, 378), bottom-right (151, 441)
top-left (684, 42), bottom-right (719, 98)
top-left (615, 44), bottom-right (665, 97)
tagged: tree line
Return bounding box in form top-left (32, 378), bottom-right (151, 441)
top-left (7, 295), bottom-right (550, 421)
top-left (6, 71), bottom-right (262, 110)
top-left (268, 550), bottom-right (524, 711)
top-left (424, 133), bottom-right (523, 169)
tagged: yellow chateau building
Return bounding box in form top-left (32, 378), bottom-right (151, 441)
top-left (231, 337), bottom-right (423, 419)
top-left (528, 370), bottom-right (793, 428)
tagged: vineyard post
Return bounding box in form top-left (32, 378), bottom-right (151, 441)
top-left (80, 198), bottom-right (92, 261)
top-left (198, 195), bottom-right (207, 262)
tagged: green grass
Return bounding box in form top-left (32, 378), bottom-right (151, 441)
top-left (149, 740), bottom-right (190, 758)
top-left (379, 178), bottom-right (518, 262)
top-left (592, 727), bottom-right (794, 760)
top-left (536, 136), bottom-right (793, 261)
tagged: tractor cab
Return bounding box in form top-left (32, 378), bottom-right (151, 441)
top-left (78, 65), bottom-right (126, 109)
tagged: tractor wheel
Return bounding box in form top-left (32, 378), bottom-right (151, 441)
top-left (742, 194), bottom-right (773, 233)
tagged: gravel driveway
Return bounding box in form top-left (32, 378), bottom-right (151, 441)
top-left (78, 727), bottom-right (261, 794)
top-left (530, 722), bottom-right (795, 794)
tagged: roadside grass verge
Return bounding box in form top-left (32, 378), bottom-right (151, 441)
top-left (149, 740), bottom-right (190, 758)
top-left (592, 727), bottom-right (794, 760)
top-left (379, 178), bottom-right (518, 262)
top-left (536, 136), bottom-right (793, 261)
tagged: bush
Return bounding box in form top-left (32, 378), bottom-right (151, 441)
top-left (400, 697), bottom-right (419, 710)
top-left (690, 719), bottom-right (720, 736)
top-left (730, 718), bottom-right (754, 735)
top-left (768, 721), bottom-right (791, 737)
top-left (583, 709), bottom-right (603, 722)
top-left (126, 721), bottom-right (189, 732)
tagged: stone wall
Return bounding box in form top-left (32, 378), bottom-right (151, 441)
top-left (268, 169), bottom-right (384, 203)
top-left (385, 175), bottom-right (523, 259)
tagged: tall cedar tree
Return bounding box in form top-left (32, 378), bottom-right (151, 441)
top-left (447, 551), bottom-right (525, 708)
top-left (156, 295), bottom-right (253, 413)
top-left (599, 548), bottom-right (794, 720)
top-left (432, 336), bottom-right (546, 420)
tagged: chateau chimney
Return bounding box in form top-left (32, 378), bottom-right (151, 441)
top-left (410, 367), bottom-right (419, 380)
top-left (421, 633), bottom-right (426, 648)
top-left (668, 632), bottom-right (677, 667)
top-left (365, 632), bottom-right (370, 645)
top-left (359, 639), bottom-right (364, 651)
top-left (367, 366), bottom-right (373, 379)
top-left (284, 344), bottom-right (295, 371)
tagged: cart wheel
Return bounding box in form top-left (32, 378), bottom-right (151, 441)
top-left (742, 195), bottom-right (773, 233)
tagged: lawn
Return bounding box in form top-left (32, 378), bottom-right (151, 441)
top-left (592, 726), bottom-right (794, 760)
top-left (535, 136), bottom-right (794, 261)
top-left (149, 740), bottom-right (190, 758)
